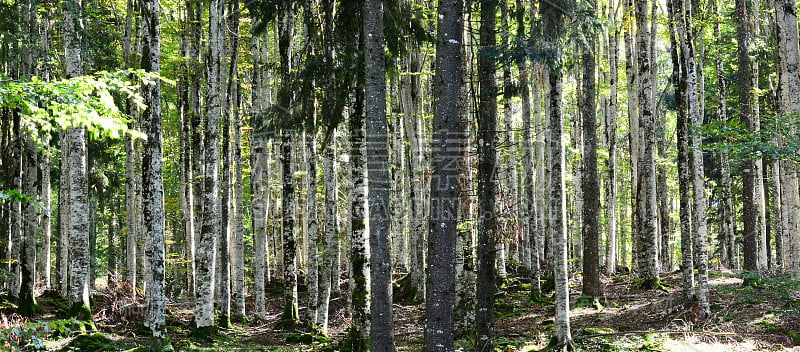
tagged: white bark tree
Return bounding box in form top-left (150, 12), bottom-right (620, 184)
top-left (141, 0), bottom-right (166, 335)
top-left (194, 0), bottom-right (223, 334)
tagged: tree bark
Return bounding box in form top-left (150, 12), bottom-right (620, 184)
top-left (317, 137), bottom-right (338, 332)
top-left (581, 0), bottom-right (602, 302)
top-left (735, 0), bottom-right (759, 272)
top-left (541, 0), bottom-right (572, 347)
top-left (194, 0), bottom-right (224, 332)
top-left (141, 0), bottom-right (166, 334)
top-left (774, 0), bottom-right (800, 272)
top-left (475, 0), bottom-right (498, 349)
top-left (678, 0), bottom-right (709, 316)
top-left (364, 0), bottom-right (393, 349)
top-left (604, 0), bottom-right (620, 275)
top-left (669, 0), bottom-right (695, 300)
top-left (424, 0), bottom-right (464, 349)
top-left (635, 0), bottom-right (660, 287)
top-left (277, 3), bottom-right (300, 329)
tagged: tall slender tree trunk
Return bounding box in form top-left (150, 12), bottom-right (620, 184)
top-left (59, 129), bottom-right (71, 297)
top-left (774, 0), bottom-right (800, 272)
top-left (475, 0), bottom-right (497, 348)
top-left (317, 138), bottom-right (338, 332)
top-left (678, 0), bottom-right (710, 317)
top-left (735, 0), bottom-right (759, 272)
top-left (541, 0), bottom-right (572, 347)
top-left (232, 86), bottom-right (245, 320)
top-left (604, 0), bottom-right (620, 275)
top-left (20, 124), bottom-right (39, 316)
top-left (402, 50), bottom-right (427, 302)
top-left (194, 0), bottom-right (224, 334)
top-left (581, 0), bottom-right (602, 303)
top-left (18, 0), bottom-right (39, 316)
top-left (63, 0), bottom-right (92, 325)
top-left (306, 131), bottom-right (320, 325)
top-left (424, 0), bottom-right (464, 349)
top-left (635, 0), bottom-right (660, 288)
top-left (187, 0), bottom-right (202, 298)
top-left (40, 135), bottom-right (51, 288)
top-left (141, 0), bottom-right (166, 335)
top-left (669, 0), bottom-right (695, 300)
top-left (624, 0), bottom-right (639, 269)
top-left (251, 32), bottom-right (270, 320)
top-left (276, 3), bottom-right (300, 329)
top-left (364, 0), bottom-right (393, 349)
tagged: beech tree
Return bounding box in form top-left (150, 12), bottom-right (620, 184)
top-left (424, 0), bottom-right (465, 350)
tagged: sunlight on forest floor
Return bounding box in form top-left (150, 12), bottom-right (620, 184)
top-left (1, 270), bottom-right (799, 351)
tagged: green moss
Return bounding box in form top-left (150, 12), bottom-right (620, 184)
top-left (217, 313), bottom-right (232, 329)
top-left (62, 333), bottom-right (114, 351)
top-left (339, 327), bottom-right (369, 352)
top-left (529, 294), bottom-right (555, 306)
top-left (543, 335), bottom-right (575, 351)
top-left (636, 278), bottom-right (668, 292)
top-left (67, 302), bottom-right (96, 331)
top-left (274, 301), bottom-right (301, 330)
top-left (17, 295), bottom-right (40, 317)
top-left (581, 328), bottom-right (615, 335)
top-left (189, 325), bottom-right (216, 341)
top-left (573, 295), bottom-right (604, 310)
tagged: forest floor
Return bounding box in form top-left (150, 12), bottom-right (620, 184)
top-left (1, 269), bottom-right (799, 351)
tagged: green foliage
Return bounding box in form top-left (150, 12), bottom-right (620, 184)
top-left (0, 70), bottom-right (168, 141)
top-left (0, 318), bottom-right (90, 351)
top-left (702, 113), bottom-right (800, 165)
top-left (62, 333), bottom-right (115, 351)
top-left (0, 189), bottom-right (48, 212)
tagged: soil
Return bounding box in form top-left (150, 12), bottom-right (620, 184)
top-left (2, 270), bottom-right (799, 351)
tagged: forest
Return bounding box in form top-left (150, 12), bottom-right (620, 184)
top-left (2, 0), bottom-right (800, 350)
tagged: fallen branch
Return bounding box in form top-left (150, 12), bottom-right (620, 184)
top-left (576, 330), bottom-right (738, 341)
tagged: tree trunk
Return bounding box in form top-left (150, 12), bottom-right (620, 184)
top-left (20, 125), bottom-right (39, 316)
top-left (188, 0), bottom-right (203, 299)
top-left (364, 0), bottom-right (393, 349)
top-left (424, 0), bottom-right (464, 349)
top-left (194, 0), bottom-right (224, 333)
top-left (581, 1), bottom-right (602, 302)
top-left (40, 135), bottom-right (52, 288)
top-left (59, 129), bottom-right (71, 297)
top-left (541, 0), bottom-right (572, 347)
top-left (774, 0), bottom-right (800, 272)
top-left (678, 0), bottom-right (709, 317)
top-left (347, 81), bottom-right (370, 347)
top-left (306, 131), bottom-right (320, 325)
top-left (635, 0), bottom-right (660, 287)
top-left (669, 0), bottom-right (695, 300)
top-left (317, 138), bottom-right (338, 332)
top-left (475, 0), bottom-right (497, 348)
top-left (604, 0), bottom-right (620, 275)
top-left (624, 0), bottom-right (639, 271)
top-left (232, 85), bottom-right (245, 320)
top-left (63, 0), bottom-right (92, 323)
top-left (276, 3), bottom-right (300, 329)
top-left (251, 32), bottom-right (270, 319)
top-left (735, 0), bottom-right (759, 272)
top-left (141, 0), bottom-right (166, 334)
top-left (403, 50), bottom-right (427, 302)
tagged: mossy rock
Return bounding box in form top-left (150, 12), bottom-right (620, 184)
top-left (61, 333), bottom-right (114, 351)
